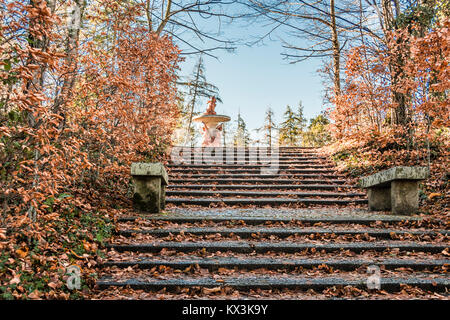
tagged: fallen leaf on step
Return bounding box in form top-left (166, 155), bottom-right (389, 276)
top-left (203, 287), bottom-right (221, 294)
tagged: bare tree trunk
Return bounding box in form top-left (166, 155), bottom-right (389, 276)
top-left (268, 112), bottom-right (272, 149)
top-left (330, 0), bottom-right (341, 95)
top-left (382, 0), bottom-right (395, 30)
top-left (24, 0), bottom-right (48, 127)
top-left (223, 123), bottom-right (226, 147)
top-left (52, 0), bottom-right (87, 124)
top-left (382, 0), bottom-right (408, 127)
top-left (145, 0), bottom-right (153, 31)
top-left (186, 62), bottom-right (201, 146)
top-left (156, 0), bottom-right (172, 35)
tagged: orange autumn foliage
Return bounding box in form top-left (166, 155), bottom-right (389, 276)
top-left (0, 1), bottom-right (181, 298)
top-left (69, 4), bottom-right (181, 193)
top-left (1, 1), bottom-right (181, 220)
top-left (0, 0), bottom-right (183, 298)
top-left (328, 19), bottom-right (449, 169)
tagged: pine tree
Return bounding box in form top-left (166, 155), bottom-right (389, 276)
top-left (296, 101), bottom-right (307, 133)
top-left (256, 107), bottom-right (277, 148)
top-left (173, 92), bottom-right (201, 146)
top-left (302, 114), bottom-right (331, 147)
top-left (233, 111), bottom-right (250, 147)
top-left (279, 101), bottom-right (307, 146)
top-left (222, 121), bottom-right (229, 147)
top-left (179, 56), bottom-right (222, 146)
top-left (279, 105), bottom-right (300, 146)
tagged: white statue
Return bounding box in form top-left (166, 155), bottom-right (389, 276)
top-left (193, 96), bottom-right (230, 147)
top-left (201, 123), bottom-right (222, 147)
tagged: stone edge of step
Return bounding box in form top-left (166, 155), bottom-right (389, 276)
top-left (96, 276), bottom-right (450, 292)
top-left (101, 257), bottom-right (450, 271)
top-left (106, 241), bottom-right (449, 254)
top-left (115, 228), bottom-right (449, 238)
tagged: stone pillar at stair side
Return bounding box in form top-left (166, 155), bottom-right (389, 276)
top-left (131, 162), bottom-right (168, 213)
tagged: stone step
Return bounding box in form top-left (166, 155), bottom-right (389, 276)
top-left (101, 257), bottom-right (450, 271)
top-left (165, 197), bottom-right (367, 206)
top-left (116, 227), bottom-right (448, 239)
top-left (166, 184), bottom-right (356, 190)
top-left (96, 275), bottom-right (450, 292)
top-left (175, 151), bottom-right (322, 156)
top-left (108, 241), bottom-right (447, 254)
top-left (169, 166), bottom-right (336, 173)
top-left (168, 178), bottom-right (348, 185)
top-left (177, 155), bottom-right (326, 165)
top-left (191, 157), bottom-right (329, 161)
top-left (183, 146), bottom-right (318, 149)
top-left (118, 216), bottom-right (421, 225)
top-left (166, 162), bottom-right (326, 171)
top-left (165, 190), bottom-right (365, 198)
top-left (168, 174), bottom-right (347, 179)
top-left (172, 150), bottom-right (320, 155)
top-left (169, 170), bottom-right (343, 175)
top-left (174, 146), bottom-right (316, 149)
top-left (168, 164), bottom-right (330, 169)
top-left (174, 156), bottom-right (325, 161)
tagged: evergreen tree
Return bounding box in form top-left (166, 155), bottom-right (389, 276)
top-left (302, 114), bottom-right (331, 147)
top-left (173, 92), bottom-right (201, 146)
top-left (296, 101), bottom-right (307, 133)
top-left (179, 56), bottom-right (222, 145)
top-left (233, 111), bottom-right (250, 147)
top-left (256, 107), bottom-right (277, 148)
top-left (279, 101), bottom-right (307, 146)
top-left (279, 105), bottom-right (300, 146)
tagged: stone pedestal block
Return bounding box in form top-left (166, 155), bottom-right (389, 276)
top-left (131, 163), bottom-right (168, 213)
top-left (391, 180), bottom-right (419, 215)
top-left (367, 186), bottom-right (391, 211)
top-left (360, 166), bottom-right (428, 216)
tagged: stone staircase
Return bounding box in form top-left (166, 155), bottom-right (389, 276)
top-left (96, 147), bottom-right (449, 298)
top-left (165, 146), bottom-right (367, 207)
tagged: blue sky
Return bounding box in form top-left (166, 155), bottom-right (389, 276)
top-left (177, 17), bottom-right (328, 140)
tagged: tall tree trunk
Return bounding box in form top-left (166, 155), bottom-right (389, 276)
top-left (24, 0), bottom-right (48, 128)
top-left (52, 0), bottom-right (86, 125)
top-left (381, 0), bottom-right (408, 127)
top-left (268, 112), bottom-right (272, 149)
top-left (156, 0), bottom-right (172, 35)
top-left (330, 0), bottom-right (341, 95)
top-left (24, 0), bottom-right (52, 221)
top-left (145, 0), bottom-right (153, 31)
top-left (223, 123), bottom-right (226, 147)
top-left (186, 62), bottom-right (201, 146)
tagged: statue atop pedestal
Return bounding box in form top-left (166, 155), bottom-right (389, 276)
top-left (193, 96), bottom-right (230, 147)
top-left (205, 96), bottom-right (217, 115)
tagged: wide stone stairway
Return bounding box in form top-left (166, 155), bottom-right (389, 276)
top-left (165, 146), bottom-right (367, 206)
top-left (97, 147), bottom-right (449, 298)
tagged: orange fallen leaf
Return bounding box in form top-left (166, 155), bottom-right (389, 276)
top-left (203, 287), bottom-right (221, 294)
top-left (0, 228), bottom-right (6, 240)
top-left (70, 250), bottom-right (84, 259)
top-left (28, 290), bottom-right (41, 299)
top-left (16, 248), bottom-right (28, 259)
top-left (428, 193), bottom-right (442, 200)
top-left (10, 274), bottom-right (21, 285)
top-left (83, 242), bottom-right (91, 252)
